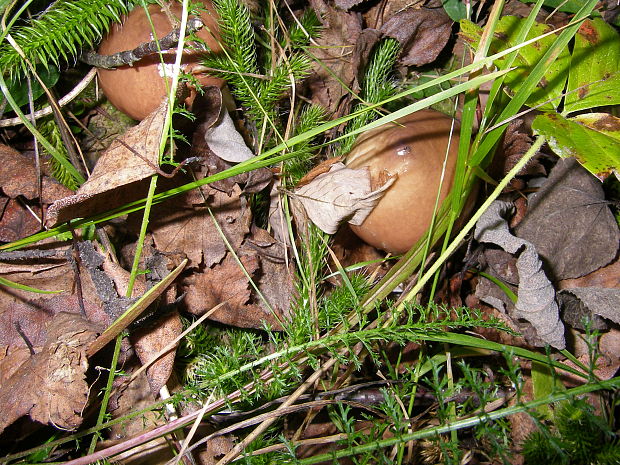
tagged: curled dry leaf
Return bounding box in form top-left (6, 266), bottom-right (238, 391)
top-left (191, 95), bottom-right (272, 195)
top-left (0, 312), bottom-right (101, 433)
top-left (291, 162), bottom-right (395, 235)
top-left (47, 99), bottom-right (169, 226)
top-left (203, 105), bottom-right (256, 163)
top-left (474, 200), bottom-right (565, 349)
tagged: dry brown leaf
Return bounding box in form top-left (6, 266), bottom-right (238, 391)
top-left (0, 248), bottom-right (110, 349)
top-left (380, 7), bottom-right (452, 67)
top-left (292, 162), bottom-right (395, 235)
top-left (0, 144), bottom-right (72, 202)
top-left (0, 312), bottom-right (101, 433)
top-left (130, 310), bottom-right (182, 394)
top-left (333, 0), bottom-right (364, 10)
top-left (0, 345), bottom-right (31, 384)
top-left (0, 198), bottom-right (41, 242)
top-left (242, 227), bottom-right (294, 321)
top-left (144, 183), bottom-right (252, 268)
top-left (183, 252), bottom-right (282, 329)
top-left (47, 99), bottom-right (169, 226)
top-left (307, 0), bottom-right (362, 114)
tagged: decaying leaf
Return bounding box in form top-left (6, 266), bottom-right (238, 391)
top-left (0, 247), bottom-right (110, 349)
top-left (183, 253), bottom-right (282, 329)
top-left (475, 200), bottom-right (565, 349)
top-left (131, 310), bottom-right (182, 394)
top-left (242, 227), bottom-right (294, 322)
top-left (380, 7), bottom-right (452, 67)
top-left (307, 0), bottom-right (362, 114)
top-left (559, 287), bottom-right (620, 329)
top-left (0, 312), bottom-right (101, 433)
top-left (497, 119), bottom-right (546, 180)
top-left (0, 198), bottom-right (41, 242)
top-left (143, 183), bottom-right (252, 268)
top-left (47, 99), bottom-right (169, 226)
top-left (291, 162), bottom-right (395, 235)
top-left (203, 106), bottom-right (256, 163)
top-left (515, 158), bottom-right (620, 280)
top-left (0, 144), bottom-right (73, 202)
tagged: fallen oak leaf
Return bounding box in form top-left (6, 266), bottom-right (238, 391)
top-left (291, 162), bottom-right (395, 235)
top-left (0, 312), bottom-right (101, 433)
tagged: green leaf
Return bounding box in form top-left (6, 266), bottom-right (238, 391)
top-left (531, 360), bottom-right (562, 419)
top-left (564, 19), bottom-right (620, 113)
top-left (518, 0), bottom-right (588, 13)
top-left (532, 112), bottom-right (620, 180)
top-left (4, 67), bottom-right (60, 108)
top-left (492, 16), bottom-right (570, 110)
top-left (442, 0), bottom-right (468, 21)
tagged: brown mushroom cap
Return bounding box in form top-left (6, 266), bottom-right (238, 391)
top-left (97, 1), bottom-right (224, 120)
top-left (345, 110), bottom-right (459, 254)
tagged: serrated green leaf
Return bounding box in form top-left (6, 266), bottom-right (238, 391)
top-left (532, 112), bottom-right (620, 180)
top-left (564, 19), bottom-right (620, 113)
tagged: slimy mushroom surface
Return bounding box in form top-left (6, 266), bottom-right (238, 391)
top-left (345, 110), bottom-right (460, 254)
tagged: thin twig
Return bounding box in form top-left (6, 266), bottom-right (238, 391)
top-left (80, 18), bottom-right (205, 69)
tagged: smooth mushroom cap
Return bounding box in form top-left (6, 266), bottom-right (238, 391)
top-left (97, 1), bottom-right (225, 120)
top-left (346, 110), bottom-right (459, 254)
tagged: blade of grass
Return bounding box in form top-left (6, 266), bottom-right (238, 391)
top-left (470, 0), bottom-right (599, 167)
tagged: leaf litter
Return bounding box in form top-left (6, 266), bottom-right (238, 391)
top-left (0, 0), bottom-right (619, 463)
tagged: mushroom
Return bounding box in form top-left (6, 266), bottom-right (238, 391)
top-left (345, 110), bottom-right (460, 254)
top-left (97, 1), bottom-right (225, 120)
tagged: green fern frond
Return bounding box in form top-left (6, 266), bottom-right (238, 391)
top-left (0, 0), bottom-right (141, 79)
